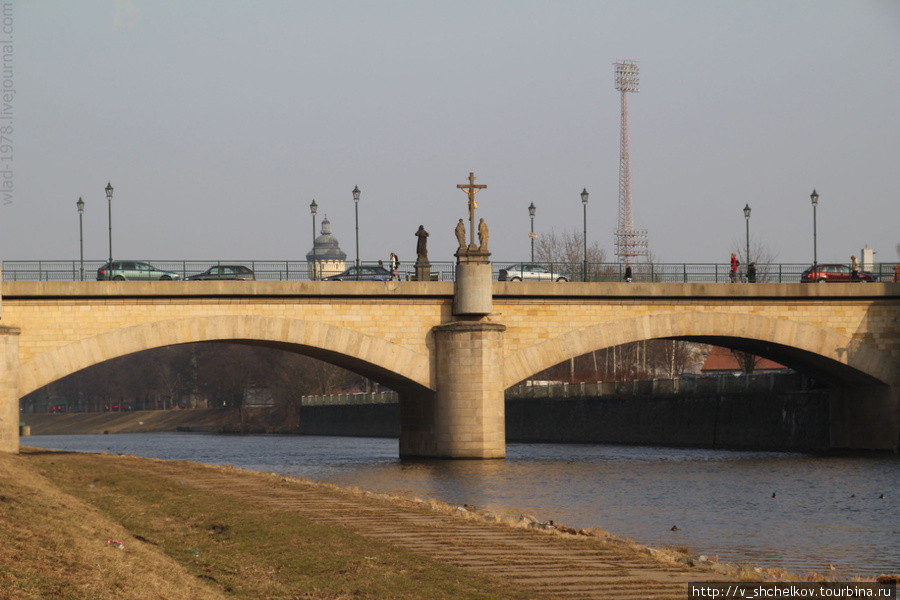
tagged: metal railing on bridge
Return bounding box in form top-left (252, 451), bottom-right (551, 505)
top-left (2, 259), bottom-right (898, 284)
top-left (505, 372), bottom-right (810, 399)
top-left (289, 372), bottom-right (813, 406)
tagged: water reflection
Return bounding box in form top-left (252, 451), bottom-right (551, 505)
top-left (25, 434), bottom-right (899, 578)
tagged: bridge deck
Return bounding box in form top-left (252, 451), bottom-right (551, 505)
top-left (4, 279), bottom-right (900, 299)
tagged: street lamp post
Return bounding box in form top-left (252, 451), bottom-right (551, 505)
top-left (810, 189), bottom-right (819, 270)
top-left (76, 197), bottom-right (85, 281)
top-left (581, 188), bottom-right (589, 282)
top-left (352, 185), bottom-right (360, 280)
top-left (743, 203), bottom-right (751, 273)
top-left (528, 202), bottom-right (536, 263)
top-left (105, 182), bottom-right (114, 264)
top-left (310, 199), bottom-right (318, 281)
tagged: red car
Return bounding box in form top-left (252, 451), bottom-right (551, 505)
top-left (800, 264), bottom-right (874, 283)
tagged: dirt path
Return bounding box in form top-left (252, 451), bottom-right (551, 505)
top-left (111, 457), bottom-right (738, 600)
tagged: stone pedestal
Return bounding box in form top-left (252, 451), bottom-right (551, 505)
top-left (431, 321), bottom-right (506, 458)
top-left (453, 261), bottom-right (492, 316)
top-left (0, 325), bottom-right (21, 454)
top-left (415, 261), bottom-right (431, 282)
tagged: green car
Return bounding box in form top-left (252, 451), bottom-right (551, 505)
top-left (96, 261), bottom-right (182, 281)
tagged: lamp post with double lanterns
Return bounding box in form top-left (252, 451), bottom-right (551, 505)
top-left (105, 182), bottom-right (113, 265)
top-left (310, 199), bottom-right (318, 280)
top-left (528, 202), bottom-right (536, 263)
top-left (76, 197), bottom-right (85, 281)
top-left (581, 188), bottom-right (589, 282)
top-left (353, 185), bottom-right (360, 280)
top-left (743, 203), bottom-right (751, 271)
top-left (810, 189), bottom-right (819, 270)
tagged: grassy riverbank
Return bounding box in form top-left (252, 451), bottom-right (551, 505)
top-left (3, 453), bottom-right (895, 600)
top-left (1, 449), bottom-right (552, 600)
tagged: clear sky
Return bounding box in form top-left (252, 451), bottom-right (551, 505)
top-left (2, 0), bottom-right (898, 267)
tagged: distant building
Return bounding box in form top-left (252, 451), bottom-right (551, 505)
top-left (861, 247), bottom-right (875, 273)
top-left (700, 346), bottom-right (789, 376)
top-left (305, 217), bottom-right (347, 279)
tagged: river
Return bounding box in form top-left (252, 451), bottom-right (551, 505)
top-left (25, 433), bottom-right (899, 578)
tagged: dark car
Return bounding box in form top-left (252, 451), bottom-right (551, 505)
top-left (322, 265), bottom-right (392, 281)
top-left (187, 265), bottom-right (255, 281)
top-left (800, 264), bottom-right (875, 283)
top-left (498, 263), bottom-right (568, 282)
top-left (97, 261), bottom-right (181, 281)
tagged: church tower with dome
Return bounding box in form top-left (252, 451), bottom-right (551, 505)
top-left (306, 216), bottom-right (347, 280)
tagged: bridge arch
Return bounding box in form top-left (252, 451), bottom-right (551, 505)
top-left (17, 315), bottom-right (433, 398)
top-left (504, 312), bottom-right (900, 389)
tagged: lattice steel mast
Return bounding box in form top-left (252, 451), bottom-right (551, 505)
top-left (614, 60), bottom-right (648, 263)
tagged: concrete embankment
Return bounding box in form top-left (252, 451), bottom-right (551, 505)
top-left (21, 408), bottom-right (235, 436)
top-left (293, 391), bottom-right (832, 451)
top-left (506, 392), bottom-right (831, 450)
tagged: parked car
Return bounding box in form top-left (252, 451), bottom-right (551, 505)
top-left (187, 265), bottom-right (255, 281)
top-left (96, 261), bottom-right (181, 281)
top-left (800, 264), bottom-right (875, 283)
top-left (498, 263), bottom-right (569, 282)
top-left (322, 265), bottom-right (392, 281)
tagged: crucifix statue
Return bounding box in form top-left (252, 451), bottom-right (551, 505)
top-left (457, 172), bottom-right (486, 251)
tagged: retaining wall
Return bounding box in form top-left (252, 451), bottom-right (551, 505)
top-left (296, 390), bottom-right (832, 451)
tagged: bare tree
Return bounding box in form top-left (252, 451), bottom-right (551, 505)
top-left (535, 229), bottom-right (607, 281)
top-left (731, 350), bottom-right (761, 375)
top-left (268, 353), bottom-right (347, 429)
top-left (148, 347), bottom-right (193, 410)
top-left (732, 238), bottom-right (779, 282)
top-left (23, 341), bottom-right (380, 420)
top-left (526, 339), bottom-right (706, 385)
top-left (196, 343), bottom-right (267, 431)
top-left (306, 358), bottom-right (360, 395)
top-left (651, 340), bottom-right (700, 378)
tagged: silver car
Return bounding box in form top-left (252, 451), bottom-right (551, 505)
top-left (97, 261), bottom-right (181, 281)
top-left (498, 263), bottom-right (569, 282)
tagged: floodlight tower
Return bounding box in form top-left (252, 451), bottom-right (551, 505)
top-left (614, 60), bottom-right (648, 263)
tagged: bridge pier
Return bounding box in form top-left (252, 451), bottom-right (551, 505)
top-left (398, 322), bottom-right (506, 458)
top-left (0, 325), bottom-right (20, 453)
top-left (397, 259), bottom-right (507, 458)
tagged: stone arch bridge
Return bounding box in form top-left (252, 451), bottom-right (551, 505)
top-left (1, 280), bottom-right (898, 457)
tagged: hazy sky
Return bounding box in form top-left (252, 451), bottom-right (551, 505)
top-left (3, 0), bottom-right (898, 267)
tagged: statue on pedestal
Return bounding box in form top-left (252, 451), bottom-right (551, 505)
top-left (455, 219), bottom-right (467, 255)
top-left (415, 225), bottom-right (429, 263)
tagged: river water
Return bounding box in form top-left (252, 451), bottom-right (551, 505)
top-left (26, 433), bottom-right (899, 578)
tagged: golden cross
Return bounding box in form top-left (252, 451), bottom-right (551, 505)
top-left (457, 172), bottom-right (486, 249)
